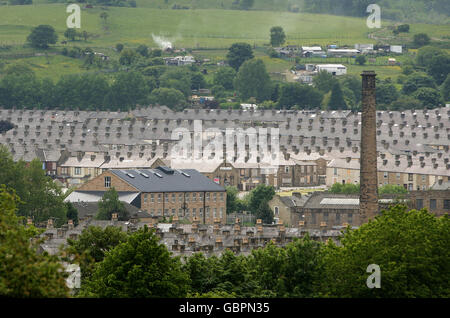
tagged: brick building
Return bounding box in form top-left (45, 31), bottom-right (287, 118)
top-left (71, 166), bottom-right (227, 224)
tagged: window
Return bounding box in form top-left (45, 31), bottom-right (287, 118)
top-left (192, 193), bottom-right (197, 202)
top-left (199, 208), bottom-right (203, 217)
top-left (213, 208), bottom-right (217, 218)
top-left (104, 176), bottom-right (111, 188)
top-left (323, 212), bottom-right (328, 222)
top-left (151, 194), bottom-right (154, 203)
top-left (444, 200), bottom-right (450, 210)
top-left (150, 209), bottom-right (155, 216)
top-left (179, 208), bottom-right (183, 216)
top-left (220, 208), bottom-right (223, 218)
top-left (172, 208), bottom-right (176, 216)
top-left (158, 194), bottom-right (161, 203)
top-left (199, 193), bottom-right (203, 201)
top-left (75, 167), bottom-right (81, 175)
top-left (206, 193), bottom-right (210, 202)
top-left (184, 208), bottom-right (188, 217)
top-left (422, 175), bottom-right (426, 182)
top-left (144, 194), bottom-right (148, 203)
top-left (172, 194), bottom-right (175, 203)
top-left (416, 199), bottom-right (423, 210)
top-left (334, 168), bottom-right (338, 176)
top-left (384, 171), bottom-right (388, 179)
top-left (179, 193), bottom-right (183, 202)
top-left (192, 208), bottom-right (196, 217)
top-left (158, 209), bottom-right (162, 216)
top-left (348, 213), bottom-right (353, 224)
top-left (185, 193), bottom-right (190, 202)
top-left (206, 207), bottom-right (210, 217)
top-left (285, 166), bottom-right (289, 173)
top-left (396, 173), bottom-right (400, 180)
top-left (408, 173), bottom-right (413, 181)
top-left (164, 209), bottom-right (168, 216)
top-left (165, 194), bottom-right (168, 202)
top-left (311, 213), bottom-right (316, 224)
top-left (336, 213), bottom-right (341, 224)
top-left (220, 193), bottom-right (224, 202)
top-left (430, 199), bottom-right (436, 210)
top-left (213, 193), bottom-right (217, 202)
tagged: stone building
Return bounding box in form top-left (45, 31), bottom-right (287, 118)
top-left (68, 166), bottom-right (227, 224)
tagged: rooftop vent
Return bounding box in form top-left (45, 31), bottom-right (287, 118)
top-left (153, 172), bottom-right (163, 178)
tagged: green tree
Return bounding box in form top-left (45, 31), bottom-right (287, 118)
top-left (379, 184), bottom-right (408, 195)
top-left (234, 58), bottom-right (272, 102)
top-left (136, 44), bottom-right (149, 57)
top-left (328, 81), bottom-right (347, 110)
top-left (27, 25), bottom-right (57, 49)
top-left (80, 226), bottom-right (190, 297)
top-left (119, 49), bottom-right (138, 66)
top-left (313, 70), bottom-right (336, 93)
top-left (191, 72), bottom-right (206, 90)
top-left (442, 74), bottom-right (450, 101)
top-left (320, 205), bottom-right (450, 297)
top-left (226, 43), bottom-right (254, 71)
top-left (270, 26), bottom-right (286, 47)
top-left (107, 71), bottom-right (150, 110)
top-left (115, 43), bottom-right (124, 52)
top-left (376, 82), bottom-right (399, 107)
top-left (428, 52), bottom-right (450, 85)
top-left (159, 68), bottom-right (192, 97)
top-left (0, 186), bottom-right (69, 297)
top-left (65, 202), bottom-right (79, 226)
top-left (149, 87), bottom-right (186, 110)
top-left (96, 187), bottom-right (129, 221)
top-left (277, 82), bottom-right (323, 109)
top-left (64, 28), bottom-right (77, 41)
top-left (213, 67), bottom-right (236, 90)
top-left (413, 87), bottom-right (443, 109)
top-left (65, 226), bottom-right (128, 282)
top-left (402, 72), bottom-right (437, 95)
top-left (355, 55), bottom-right (366, 65)
top-left (247, 184), bottom-right (275, 216)
top-left (390, 96), bottom-right (423, 110)
top-left (413, 33), bottom-right (430, 47)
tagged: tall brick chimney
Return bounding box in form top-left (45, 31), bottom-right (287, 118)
top-left (359, 71), bottom-right (378, 223)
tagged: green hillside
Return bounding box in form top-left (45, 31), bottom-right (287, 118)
top-left (1, 4), bottom-right (449, 49)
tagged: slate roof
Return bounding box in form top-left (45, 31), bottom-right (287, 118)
top-left (110, 168), bottom-right (226, 192)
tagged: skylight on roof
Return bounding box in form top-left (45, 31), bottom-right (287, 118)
top-left (140, 172), bottom-right (149, 178)
top-left (154, 172), bottom-right (163, 178)
top-left (126, 173), bottom-right (135, 178)
top-left (181, 172), bottom-right (190, 177)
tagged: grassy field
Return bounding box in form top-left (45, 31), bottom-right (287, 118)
top-left (0, 4), bottom-right (448, 81)
top-left (0, 4), bottom-right (418, 48)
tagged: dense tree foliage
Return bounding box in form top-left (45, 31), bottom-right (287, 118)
top-left (277, 82), bottom-right (323, 109)
top-left (27, 25), bottom-right (57, 49)
top-left (65, 226), bottom-right (128, 283)
top-left (270, 26), bottom-right (286, 47)
top-left (329, 182), bottom-right (360, 194)
top-left (80, 226), bottom-right (190, 297)
top-left (320, 205), bottom-right (449, 297)
top-left (0, 186), bottom-right (69, 297)
top-left (0, 146), bottom-right (68, 226)
top-left (96, 187), bottom-right (129, 221)
top-left (234, 59), bottom-right (272, 102)
top-left (226, 43), bottom-right (254, 71)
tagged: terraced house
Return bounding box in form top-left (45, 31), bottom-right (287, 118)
top-left (70, 166), bottom-right (227, 224)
